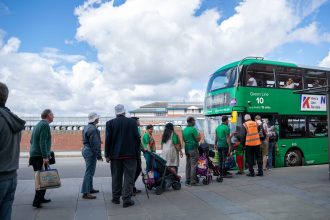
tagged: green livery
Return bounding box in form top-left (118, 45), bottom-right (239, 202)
top-left (204, 57), bottom-right (330, 168)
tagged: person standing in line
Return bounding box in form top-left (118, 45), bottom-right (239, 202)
top-left (142, 125), bottom-right (156, 152)
top-left (240, 114), bottom-right (263, 177)
top-left (131, 117), bottom-right (142, 195)
top-left (0, 82), bottom-right (25, 220)
top-left (161, 123), bottom-right (183, 175)
top-left (255, 115), bottom-right (268, 171)
top-left (29, 109), bottom-right (54, 208)
top-left (267, 126), bottom-right (278, 171)
top-left (105, 104), bottom-right (140, 208)
top-left (182, 117), bottom-right (201, 186)
top-left (214, 116), bottom-right (234, 177)
top-left (142, 124), bottom-right (156, 171)
top-left (81, 113), bottom-right (103, 200)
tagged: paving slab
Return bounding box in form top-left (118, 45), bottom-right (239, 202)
top-left (12, 163), bottom-right (330, 220)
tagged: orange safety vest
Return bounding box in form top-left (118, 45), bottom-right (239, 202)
top-left (243, 120), bottom-right (261, 146)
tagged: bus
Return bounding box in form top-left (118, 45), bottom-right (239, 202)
top-left (203, 57), bottom-right (330, 168)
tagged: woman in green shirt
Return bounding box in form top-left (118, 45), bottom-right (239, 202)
top-left (161, 123), bottom-right (183, 175)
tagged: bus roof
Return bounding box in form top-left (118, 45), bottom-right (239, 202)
top-left (215, 57), bottom-right (330, 73)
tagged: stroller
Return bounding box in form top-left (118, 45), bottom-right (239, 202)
top-left (142, 151), bottom-right (181, 195)
top-left (198, 143), bottom-right (223, 183)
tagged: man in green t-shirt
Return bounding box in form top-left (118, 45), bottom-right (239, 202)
top-left (215, 115), bottom-right (233, 177)
top-left (142, 125), bottom-right (155, 152)
top-left (182, 117), bottom-right (201, 186)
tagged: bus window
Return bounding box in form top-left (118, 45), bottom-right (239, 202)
top-left (280, 116), bottom-right (306, 138)
top-left (245, 64), bottom-right (275, 87)
top-left (304, 70), bottom-right (327, 89)
top-left (208, 67), bottom-right (237, 92)
top-left (308, 116), bottom-right (327, 137)
top-left (276, 67), bottom-right (303, 89)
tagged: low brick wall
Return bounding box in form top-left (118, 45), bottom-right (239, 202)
top-left (20, 128), bottom-right (195, 152)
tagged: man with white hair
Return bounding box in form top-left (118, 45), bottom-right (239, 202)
top-left (240, 114), bottom-right (263, 177)
top-left (105, 104), bottom-right (140, 208)
top-left (81, 112), bottom-right (103, 200)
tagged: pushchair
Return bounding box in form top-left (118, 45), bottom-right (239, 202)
top-left (198, 143), bottom-right (223, 183)
top-left (142, 151), bottom-right (181, 195)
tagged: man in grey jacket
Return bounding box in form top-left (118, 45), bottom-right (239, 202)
top-left (0, 82), bottom-right (25, 220)
top-left (81, 112), bottom-right (103, 199)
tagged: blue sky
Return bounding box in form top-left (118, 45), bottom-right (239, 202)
top-left (0, 0), bottom-right (330, 115)
top-left (1, 0), bottom-right (329, 66)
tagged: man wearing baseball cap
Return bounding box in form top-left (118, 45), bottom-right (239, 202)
top-left (81, 112), bottom-right (103, 199)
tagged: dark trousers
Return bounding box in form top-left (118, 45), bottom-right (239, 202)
top-left (218, 147), bottom-right (229, 176)
top-left (134, 157), bottom-right (142, 184)
top-left (185, 149), bottom-right (198, 184)
top-left (246, 145), bottom-right (262, 174)
top-left (29, 157), bottom-right (46, 205)
top-left (111, 159), bottom-right (137, 203)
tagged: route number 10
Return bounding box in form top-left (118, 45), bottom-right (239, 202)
top-left (256, 97), bottom-right (264, 104)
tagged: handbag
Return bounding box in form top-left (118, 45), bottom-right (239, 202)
top-left (35, 167), bottom-right (61, 190)
top-left (49, 151), bottom-right (55, 165)
top-left (225, 156), bottom-right (236, 170)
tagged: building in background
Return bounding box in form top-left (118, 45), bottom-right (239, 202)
top-left (129, 101), bottom-right (203, 118)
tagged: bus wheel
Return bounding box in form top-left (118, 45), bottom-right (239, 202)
top-left (285, 149), bottom-right (302, 167)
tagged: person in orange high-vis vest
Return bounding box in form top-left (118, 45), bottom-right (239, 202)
top-left (240, 114), bottom-right (263, 177)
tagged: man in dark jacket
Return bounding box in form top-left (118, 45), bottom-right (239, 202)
top-left (29, 109), bottom-right (54, 208)
top-left (0, 82), bottom-right (26, 220)
top-left (105, 104), bottom-right (140, 208)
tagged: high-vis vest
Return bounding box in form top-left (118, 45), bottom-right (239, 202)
top-left (243, 120), bottom-right (261, 146)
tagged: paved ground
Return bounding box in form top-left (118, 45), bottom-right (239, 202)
top-left (13, 158), bottom-right (330, 220)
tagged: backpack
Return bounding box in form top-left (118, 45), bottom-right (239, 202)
top-left (258, 123), bottom-right (267, 141)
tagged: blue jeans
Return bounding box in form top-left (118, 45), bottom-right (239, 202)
top-left (81, 148), bottom-right (97, 194)
top-left (0, 176), bottom-right (17, 220)
top-left (268, 142), bottom-right (275, 169)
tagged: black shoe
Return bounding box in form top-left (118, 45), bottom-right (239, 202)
top-left (256, 172), bottom-right (264, 177)
top-left (41, 198), bottom-right (51, 203)
top-left (185, 181), bottom-right (190, 186)
top-left (90, 189), bottom-right (100, 194)
top-left (112, 199), bottom-right (120, 204)
top-left (123, 200), bottom-right (135, 208)
top-left (32, 203), bottom-right (42, 208)
top-left (246, 173), bottom-right (255, 177)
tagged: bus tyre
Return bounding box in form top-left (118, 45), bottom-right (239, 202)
top-left (285, 150), bottom-right (302, 167)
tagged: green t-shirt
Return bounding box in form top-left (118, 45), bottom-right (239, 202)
top-left (142, 133), bottom-right (155, 152)
top-left (182, 126), bottom-right (199, 152)
top-left (215, 123), bottom-right (230, 148)
top-left (162, 132), bottom-right (179, 145)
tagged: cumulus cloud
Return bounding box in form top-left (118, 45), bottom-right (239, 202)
top-left (320, 51), bottom-right (330, 67)
top-left (1, 0), bottom-right (330, 115)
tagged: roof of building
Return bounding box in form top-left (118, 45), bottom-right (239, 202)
top-left (129, 101), bottom-right (203, 113)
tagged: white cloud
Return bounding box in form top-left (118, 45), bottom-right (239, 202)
top-left (319, 51), bottom-right (330, 67)
top-left (1, 0), bottom-right (330, 115)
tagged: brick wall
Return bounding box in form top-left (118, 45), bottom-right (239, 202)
top-left (20, 128), bottom-right (202, 152)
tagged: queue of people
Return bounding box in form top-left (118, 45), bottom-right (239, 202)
top-left (0, 81), bottom-right (279, 219)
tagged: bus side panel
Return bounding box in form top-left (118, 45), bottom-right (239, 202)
top-left (275, 138), bottom-right (328, 167)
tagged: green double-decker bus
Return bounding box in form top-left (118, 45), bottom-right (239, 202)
top-left (204, 57), bottom-right (330, 168)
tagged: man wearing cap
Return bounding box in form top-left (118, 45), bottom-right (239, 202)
top-left (105, 104), bottom-right (140, 208)
top-left (81, 112), bottom-right (103, 199)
